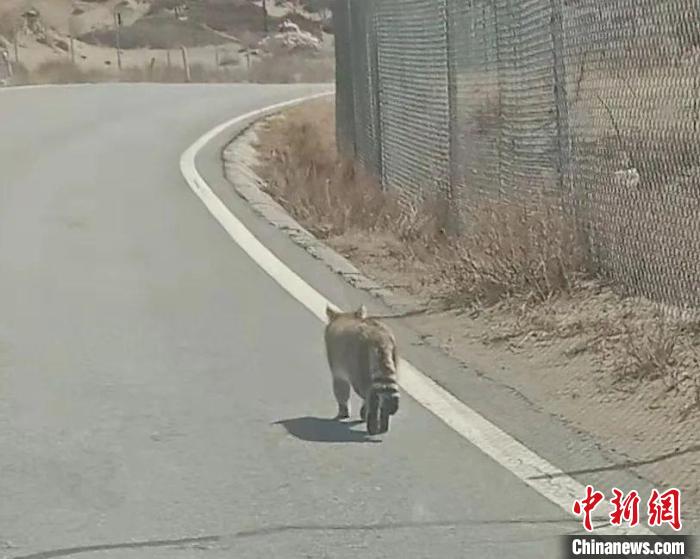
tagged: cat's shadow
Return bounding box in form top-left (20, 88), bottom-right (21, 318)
top-left (272, 416), bottom-right (380, 443)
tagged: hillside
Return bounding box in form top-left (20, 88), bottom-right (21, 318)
top-left (0, 0), bottom-right (333, 82)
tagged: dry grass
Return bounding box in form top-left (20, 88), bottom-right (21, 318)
top-left (0, 6), bottom-right (21, 40)
top-left (79, 17), bottom-right (229, 50)
top-left (255, 103), bottom-right (583, 315)
top-left (9, 52), bottom-right (333, 85)
top-left (253, 98), bottom-right (700, 418)
top-left (248, 53), bottom-right (334, 83)
top-left (256, 100), bottom-right (591, 307)
top-left (441, 199), bottom-right (591, 307)
top-left (480, 282), bottom-right (700, 415)
top-left (6, 58), bottom-right (223, 85)
top-left (254, 102), bottom-right (428, 238)
top-left (18, 60), bottom-right (108, 84)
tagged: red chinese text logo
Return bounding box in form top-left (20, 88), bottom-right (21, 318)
top-left (647, 488), bottom-right (682, 531)
top-left (573, 486), bottom-right (682, 532)
top-left (572, 485), bottom-right (605, 532)
top-left (609, 488), bottom-right (640, 527)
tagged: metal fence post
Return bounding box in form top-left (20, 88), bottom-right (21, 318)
top-left (348, 0), bottom-right (361, 159)
top-left (493, 1), bottom-right (506, 197)
top-left (370, 8), bottom-right (384, 189)
top-left (332, 0), bottom-right (356, 158)
top-left (445, 0), bottom-right (461, 235)
top-left (550, 0), bottom-right (571, 199)
top-left (549, 0), bottom-right (591, 260)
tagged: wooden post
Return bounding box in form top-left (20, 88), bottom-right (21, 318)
top-left (2, 51), bottom-right (12, 78)
top-left (262, 0), bottom-right (268, 33)
top-left (13, 34), bottom-right (19, 64)
top-left (70, 36), bottom-right (75, 64)
top-left (114, 11), bottom-right (122, 70)
top-left (149, 56), bottom-right (156, 80)
top-left (180, 46), bottom-right (191, 82)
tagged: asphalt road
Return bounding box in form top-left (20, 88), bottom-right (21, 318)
top-left (0, 84), bottom-right (583, 558)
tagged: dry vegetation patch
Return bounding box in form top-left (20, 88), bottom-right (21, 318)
top-left (255, 101), bottom-right (592, 307)
top-left (6, 51), bottom-right (332, 85)
top-left (77, 15), bottom-right (230, 49)
top-left (250, 98), bottom-right (700, 522)
top-left (0, 0), bottom-right (334, 85)
top-left (254, 99), bottom-right (700, 423)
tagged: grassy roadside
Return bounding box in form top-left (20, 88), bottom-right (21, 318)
top-left (254, 99), bottom-right (700, 414)
top-left (4, 53), bottom-right (334, 85)
top-left (251, 98), bottom-right (700, 520)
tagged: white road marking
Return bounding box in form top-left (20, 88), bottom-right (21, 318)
top-left (179, 92), bottom-right (653, 536)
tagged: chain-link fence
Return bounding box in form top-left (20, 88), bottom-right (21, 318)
top-left (333, 0), bottom-right (700, 308)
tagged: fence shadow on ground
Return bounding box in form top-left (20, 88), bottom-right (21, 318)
top-left (528, 443), bottom-right (700, 481)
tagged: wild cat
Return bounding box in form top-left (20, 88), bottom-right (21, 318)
top-left (324, 305), bottom-right (400, 435)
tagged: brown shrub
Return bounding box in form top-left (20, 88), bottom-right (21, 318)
top-left (0, 7), bottom-right (22, 40)
top-left (248, 53), bottom-right (334, 84)
top-left (253, 99), bottom-right (700, 409)
top-left (13, 51), bottom-right (330, 85)
top-left (256, 100), bottom-right (593, 309)
top-left (443, 197), bottom-right (592, 307)
top-left (255, 103), bottom-right (407, 237)
top-left (24, 60), bottom-right (108, 84)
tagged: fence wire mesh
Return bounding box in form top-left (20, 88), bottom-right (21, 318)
top-left (375, 0), bottom-right (451, 202)
top-left (333, 0), bottom-right (700, 308)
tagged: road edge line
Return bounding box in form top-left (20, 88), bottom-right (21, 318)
top-left (179, 92), bottom-right (652, 536)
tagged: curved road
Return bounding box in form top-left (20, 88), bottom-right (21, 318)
top-left (0, 85), bottom-right (584, 558)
